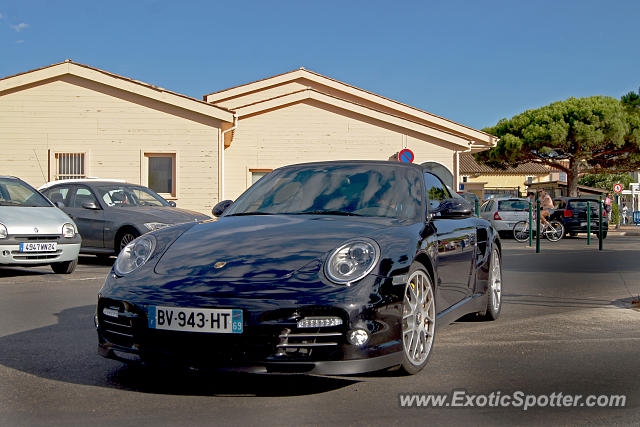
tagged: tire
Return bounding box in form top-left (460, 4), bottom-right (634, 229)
top-left (116, 229), bottom-right (140, 254)
top-left (398, 263), bottom-right (436, 375)
top-left (480, 246), bottom-right (502, 320)
top-left (512, 221), bottom-right (530, 242)
top-left (51, 258), bottom-right (77, 274)
top-left (544, 220), bottom-right (564, 242)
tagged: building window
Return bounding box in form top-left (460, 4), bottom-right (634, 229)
top-left (525, 176), bottom-right (535, 184)
top-left (249, 169), bottom-right (272, 186)
top-left (462, 176), bottom-right (469, 183)
top-left (145, 153), bottom-right (176, 196)
top-left (55, 153), bottom-right (85, 180)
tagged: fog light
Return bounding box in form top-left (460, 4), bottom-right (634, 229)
top-left (347, 329), bottom-right (369, 346)
top-left (297, 316), bottom-right (343, 328)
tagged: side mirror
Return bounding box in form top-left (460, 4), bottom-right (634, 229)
top-left (55, 201), bottom-right (65, 209)
top-left (212, 200), bottom-right (233, 217)
top-left (431, 198), bottom-right (473, 218)
top-left (82, 201), bottom-right (100, 210)
top-left (168, 201), bottom-right (177, 207)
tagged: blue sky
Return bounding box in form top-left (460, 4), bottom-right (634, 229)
top-left (1, 0), bottom-right (639, 130)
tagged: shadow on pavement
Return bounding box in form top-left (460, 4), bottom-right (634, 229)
top-left (502, 293), bottom-right (624, 309)
top-left (0, 267), bottom-right (50, 277)
top-left (0, 305), bottom-right (358, 397)
top-left (78, 255), bottom-right (114, 266)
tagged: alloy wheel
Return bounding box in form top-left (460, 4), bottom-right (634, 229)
top-left (402, 270), bottom-right (436, 366)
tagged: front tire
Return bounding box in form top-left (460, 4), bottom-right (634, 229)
top-left (544, 220), bottom-right (564, 242)
top-left (399, 263), bottom-right (436, 375)
top-left (481, 247), bottom-right (502, 320)
top-left (116, 229), bottom-right (140, 254)
top-left (51, 258), bottom-right (77, 274)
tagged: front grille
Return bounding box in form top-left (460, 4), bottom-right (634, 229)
top-left (275, 328), bottom-right (342, 357)
top-left (98, 300), bottom-right (142, 350)
top-left (98, 299), bottom-right (348, 364)
top-left (11, 250), bottom-right (62, 260)
top-left (14, 235), bottom-right (60, 242)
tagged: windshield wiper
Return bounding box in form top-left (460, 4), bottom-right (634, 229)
top-left (292, 210), bottom-right (362, 216)
top-left (225, 211), bottom-right (276, 216)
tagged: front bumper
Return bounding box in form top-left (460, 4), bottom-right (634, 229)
top-left (0, 234), bottom-right (81, 265)
top-left (96, 273), bottom-right (406, 375)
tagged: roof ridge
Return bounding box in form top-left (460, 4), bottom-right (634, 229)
top-left (0, 60), bottom-right (234, 115)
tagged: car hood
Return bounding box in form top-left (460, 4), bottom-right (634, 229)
top-left (154, 214), bottom-right (404, 279)
top-left (108, 206), bottom-right (210, 224)
top-left (0, 207), bottom-right (73, 235)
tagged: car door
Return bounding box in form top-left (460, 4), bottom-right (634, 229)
top-left (425, 172), bottom-right (476, 309)
top-left (65, 185), bottom-right (106, 248)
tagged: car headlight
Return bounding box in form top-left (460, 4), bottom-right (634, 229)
top-left (144, 222), bottom-right (169, 231)
top-left (0, 223), bottom-right (6, 239)
top-left (324, 238), bottom-right (380, 285)
top-left (62, 223), bottom-right (76, 238)
top-left (114, 234), bottom-right (156, 276)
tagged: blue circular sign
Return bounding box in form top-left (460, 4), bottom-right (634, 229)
top-left (399, 149), bottom-right (414, 163)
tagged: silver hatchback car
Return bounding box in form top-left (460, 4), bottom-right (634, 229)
top-left (0, 176), bottom-right (81, 273)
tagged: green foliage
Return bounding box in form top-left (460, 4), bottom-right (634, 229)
top-left (621, 89), bottom-right (640, 110)
top-left (578, 173), bottom-right (633, 191)
top-left (478, 96), bottom-right (636, 167)
top-left (612, 203), bottom-right (619, 226)
top-left (476, 96), bottom-right (640, 195)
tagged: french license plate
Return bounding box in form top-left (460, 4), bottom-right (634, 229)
top-left (580, 222), bottom-right (598, 227)
top-left (19, 242), bottom-right (57, 252)
top-left (147, 306), bottom-right (243, 333)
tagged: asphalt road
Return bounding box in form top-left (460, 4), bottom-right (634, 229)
top-left (1, 236), bottom-right (639, 426)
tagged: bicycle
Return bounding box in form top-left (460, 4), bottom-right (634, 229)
top-left (513, 218), bottom-right (565, 242)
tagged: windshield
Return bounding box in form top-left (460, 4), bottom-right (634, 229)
top-left (94, 184), bottom-right (169, 207)
top-left (0, 178), bottom-right (52, 207)
top-left (225, 164), bottom-right (423, 221)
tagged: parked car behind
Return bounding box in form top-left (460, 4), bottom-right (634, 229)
top-left (479, 197), bottom-right (530, 236)
top-left (0, 176), bottom-right (80, 273)
top-left (551, 197), bottom-right (608, 238)
top-left (39, 180), bottom-right (210, 256)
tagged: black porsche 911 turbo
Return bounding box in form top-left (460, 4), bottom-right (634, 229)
top-left (96, 160), bottom-right (502, 375)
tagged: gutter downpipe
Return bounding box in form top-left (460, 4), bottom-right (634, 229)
top-left (219, 113), bottom-right (238, 201)
top-left (457, 140), bottom-right (473, 193)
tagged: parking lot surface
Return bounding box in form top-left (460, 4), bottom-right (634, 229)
top-left (1, 237), bottom-right (639, 426)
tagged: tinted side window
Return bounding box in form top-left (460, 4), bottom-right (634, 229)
top-left (424, 172), bottom-right (451, 210)
top-left (71, 186), bottom-right (99, 208)
top-left (43, 186), bottom-right (71, 207)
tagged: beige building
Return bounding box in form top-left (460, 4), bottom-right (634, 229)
top-left (0, 61), bottom-right (233, 214)
top-left (1, 61), bottom-right (497, 213)
top-left (205, 68), bottom-right (497, 200)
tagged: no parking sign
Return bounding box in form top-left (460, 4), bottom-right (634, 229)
top-left (613, 183), bottom-right (623, 193)
top-left (398, 149), bottom-right (414, 163)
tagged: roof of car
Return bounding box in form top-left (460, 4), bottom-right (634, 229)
top-left (277, 160), bottom-right (428, 172)
top-left (39, 178), bottom-right (128, 190)
top-left (485, 197), bottom-right (527, 201)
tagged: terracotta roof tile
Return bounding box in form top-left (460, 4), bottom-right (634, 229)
top-left (461, 152), bottom-right (549, 175)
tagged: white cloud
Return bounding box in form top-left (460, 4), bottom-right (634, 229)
top-left (11, 22), bottom-right (29, 32)
top-left (16, 40), bottom-right (24, 44)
